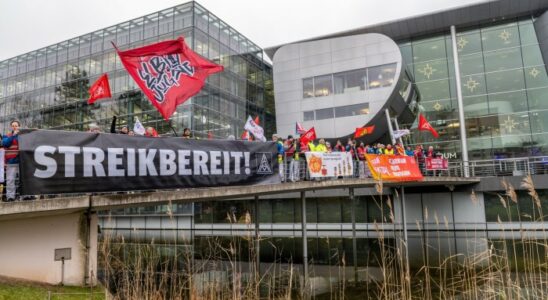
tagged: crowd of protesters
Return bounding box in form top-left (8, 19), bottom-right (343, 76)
top-left (1, 116), bottom-right (442, 201)
top-left (271, 134), bottom-right (442, 182)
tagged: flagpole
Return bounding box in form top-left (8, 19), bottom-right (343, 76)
top-left (385, 109), bottom-right (396, 145)
top-left (393, 117), bottom-right (404, 146)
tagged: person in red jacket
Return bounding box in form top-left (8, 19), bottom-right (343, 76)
top-left (357, 142), bottom-right (367, 178)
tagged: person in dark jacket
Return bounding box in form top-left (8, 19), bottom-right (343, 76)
top-left (110, 116), bottom-right (128, 134)
top-left (3, 120), bottom-right (21, 201)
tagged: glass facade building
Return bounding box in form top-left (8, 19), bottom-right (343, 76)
top-left (400, 18), bottom-right (548, 159)
top-left (0, 1), bottom-right (275, 138)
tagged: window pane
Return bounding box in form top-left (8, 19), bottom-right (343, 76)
top-left (519, 22), bottom-right (538, 45)
top-left (315, 107), bottom-right (334, 120)
top-left (459, 53), bottom-right (484, 75)
top-left (367, 63), bottom-right (396, 89)
top-left (481, 25), bottom-right (519, 51)
top-left (461, 74), bottom-right (486, 97)
top-left (485, 69), bottom-right (525, 94)
top-left (456, 31), bottom-right (482, 55)
top-left (524, 66), bottom-right (548, 89)
top-left (412, 38), bottom-right (447, 62)
top-left (302, 77), bottom-right (313, 98)
top-left (530, 110), bottom-right (548, 134)
top-left (521, 45), bottom-right (544, 67)
top-left (463, 95), bottom-right (488, 117)
top-left (483, 47), bottom-right (523, 72)
top-left (414, 59), bottom-right (449, 82)
top-left (416, 79), bottom-right (451, 101)
top-left (488, 90), bottom-right (528, 114)
top-left (333, 69), bottom-right (366, 93)
top-left (314, 75), bottom-right (332, 97)
top-left (334, 103), bottom-right (369, 118)
top-left (528, 87), bottom-right (548, 110)
top-left (316, 198), bottom-right (341, 223)
top-left (303, 110), bottom-right (314, 121)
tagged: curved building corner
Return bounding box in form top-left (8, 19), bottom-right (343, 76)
top-left (272, 33), bottom-right (417, 143)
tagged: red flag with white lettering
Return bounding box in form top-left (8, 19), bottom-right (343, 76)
top-left (418, 114), bottom-right (439, 138)
top-left (300, 127), bottom-right (317, 145)
top-left (114, 37), bottom-right (223, 120)
top-left (88, 74), bottom-right (111, 104)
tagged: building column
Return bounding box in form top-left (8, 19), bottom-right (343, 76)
top-left (300, 191), bottom-right (309, 299)
top-left (450, 25), bottom-right (470, 177)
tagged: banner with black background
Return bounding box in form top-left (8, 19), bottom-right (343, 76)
top-left (19, 130), bottom-right (280, 195)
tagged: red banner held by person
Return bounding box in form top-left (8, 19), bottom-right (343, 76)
top-left (365, 154), bottom-right (423, 181)
top-left (88, 74), bottom-right (111, 104)
top-left (114, 37), bottom-right (224, 120)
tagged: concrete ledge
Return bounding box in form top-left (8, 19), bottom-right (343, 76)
top-left (91, 177), bottom-right (480, 210)
top-left (0, 196), bottom-right (90, 221)
top-left (0, 177), bottom-right (480, 217)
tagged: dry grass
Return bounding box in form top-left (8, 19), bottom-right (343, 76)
top-left (99, 176), bottom-right (547, 299)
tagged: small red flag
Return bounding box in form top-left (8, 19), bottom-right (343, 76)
top-left (88, 74), bottom-right (111, 104)
top-left (300, 127), bottom-right (317, 145)
top-left (115, 37), bottom-right (223, 120)
top-left (354, 125), bottom-right (375, 139)
top-left (240, 130), bottom-right (250, 140)
top-left (418, 114), bottom-right (439, 138)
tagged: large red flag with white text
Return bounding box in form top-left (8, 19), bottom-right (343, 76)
top-left (114, 37), bottom-right (223, 120)
top-left (418, 114), bottom-right (439, 138)
top-left (88, 74), bottom-right (111, 104)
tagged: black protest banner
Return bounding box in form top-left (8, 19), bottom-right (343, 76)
top-left (19, 130), bottom-right (280, 195)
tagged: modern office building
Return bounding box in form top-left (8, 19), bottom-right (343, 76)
top-left (268, 0), bottom-right (548, 161)
top-left (0, 1), bottom-right (275, 139)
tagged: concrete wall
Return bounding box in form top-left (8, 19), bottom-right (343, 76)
top-left (0, 211), bottom-right (97, 285)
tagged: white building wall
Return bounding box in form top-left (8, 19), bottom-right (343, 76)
top-left (0, 212), bottom-right (97, 285)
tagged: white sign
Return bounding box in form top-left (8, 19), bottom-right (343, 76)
top-left (244, 116), bottom-right (266, 142)
top-left (133, 117), bottom-right (146, 135)
top-left (304, 152), bottom-right (354, 178)
top-left (393, 129), bottom-right (410, 139)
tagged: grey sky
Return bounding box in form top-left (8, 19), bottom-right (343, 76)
top-left (0, 0), bottom-right (487, 61)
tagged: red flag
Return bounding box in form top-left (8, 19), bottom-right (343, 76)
top-left (114, 37), bottom-right (223, 120)
top-left (254, 116), bottom-right (260, 125)
top-left (300, 127), bottom-right (317, 145)
top-left (240, 130), bottom-right (250, 140)
top-left (354, 125), bottom-right (375, 139)
top-left (207, 131), bottom-right (213, 139)
top-left (418, 114), bottom-right (439, 138)
top-left (88, 74), bottom-right (111, 104)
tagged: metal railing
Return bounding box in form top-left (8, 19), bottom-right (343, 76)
top-left (2, 151), bottom-right (548, 202)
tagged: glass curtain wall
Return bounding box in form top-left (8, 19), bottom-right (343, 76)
top-left (0, 2), bottom-right (274, 139)
top-left (400, 18), bottom-right (548, 159)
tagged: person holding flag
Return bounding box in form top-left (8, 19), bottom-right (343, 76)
top-left (243, 116), bottom-right (266, 142)
top-left (133, 117), bottom-right (146, 136)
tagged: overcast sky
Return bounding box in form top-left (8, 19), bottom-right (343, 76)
top-left (0, 0), bottom-right (488, 61)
